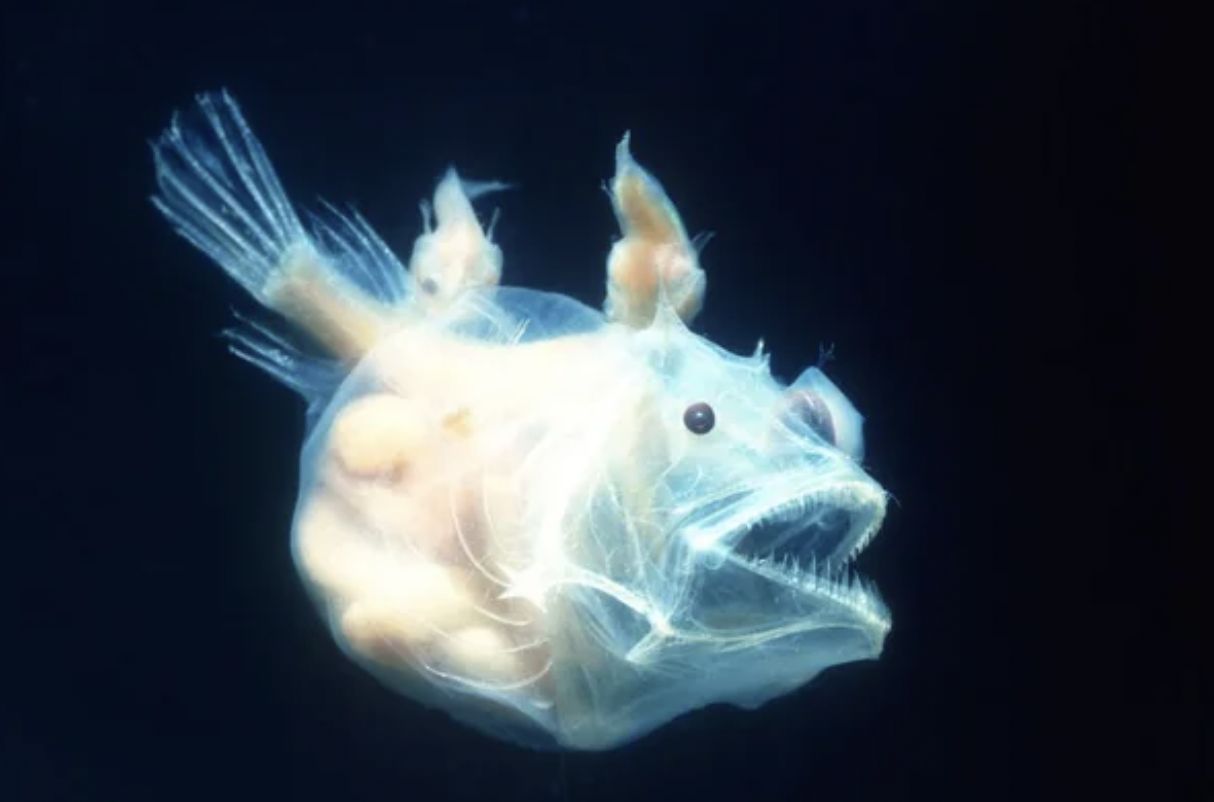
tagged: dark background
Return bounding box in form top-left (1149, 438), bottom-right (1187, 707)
top-left (3, 1), bottom-right (1196, 800)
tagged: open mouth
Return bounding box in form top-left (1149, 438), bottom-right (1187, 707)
top-left (683, 476), bottom-right (890, 630)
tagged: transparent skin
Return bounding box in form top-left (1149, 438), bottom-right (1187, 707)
top-left (151, 92), bottom-right (891, 751)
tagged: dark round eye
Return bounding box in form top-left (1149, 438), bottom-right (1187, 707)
top-left (683, 401), bottom-right (716, 435)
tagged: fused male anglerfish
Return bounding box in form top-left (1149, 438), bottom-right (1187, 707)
top-left (151, 91), bottom-right (891, 751)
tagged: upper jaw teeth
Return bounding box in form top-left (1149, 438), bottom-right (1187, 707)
top-left (682, 474), bottom-right (887, 569)
top-left (735, 494), bottom-right (873, 567)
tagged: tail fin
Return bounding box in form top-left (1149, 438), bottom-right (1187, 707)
top-left (151, 91), bottom-right (407, 370)
top-left (151, 90), bottom-right (311, 305)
